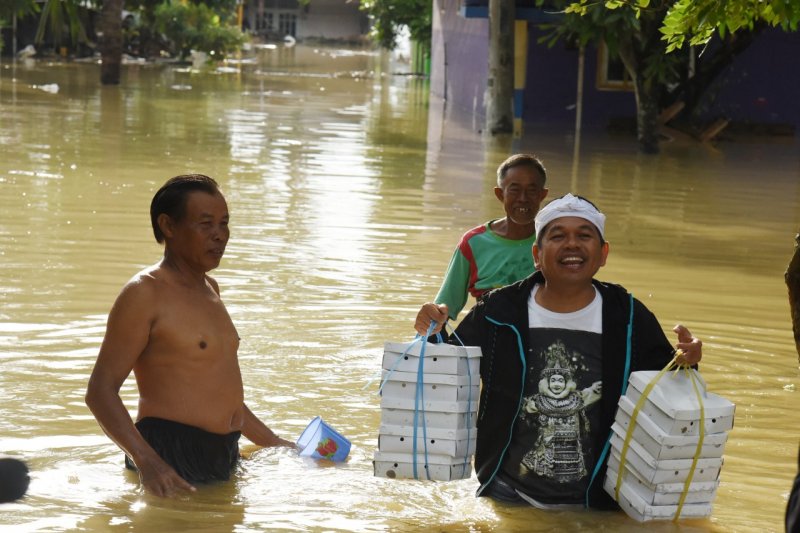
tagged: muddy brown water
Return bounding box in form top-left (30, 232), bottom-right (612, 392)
top-left (1, 45), bottom-right (798, 532)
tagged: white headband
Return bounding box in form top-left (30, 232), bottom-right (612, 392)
top-left (534, 193), bottom-right (606, 239)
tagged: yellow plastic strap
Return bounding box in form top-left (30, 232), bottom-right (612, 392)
top-left (673, 367), bottom-right (706, 521)
top-left (614, 355), bottom-right (679, 502)
top-left (613, 355), bottom-right (707, 522)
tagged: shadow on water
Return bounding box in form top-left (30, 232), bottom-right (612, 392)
top-left (0, 44), bottom-right (799, 532)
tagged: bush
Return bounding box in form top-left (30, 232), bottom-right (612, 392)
top-left (153, 1), bottom-right (244, 60)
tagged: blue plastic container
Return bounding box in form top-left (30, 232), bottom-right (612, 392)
top-left (297, 416), bottom-right (351, 462)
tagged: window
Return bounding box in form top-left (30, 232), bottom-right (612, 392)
top-left (596, 41), bottom-right (633, 91)
top-left (278, 13), bottom-right (297, 37)
top-left (255, 2), bottom-right (273, 32)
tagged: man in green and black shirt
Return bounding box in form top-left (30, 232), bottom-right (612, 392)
top-left (415, 154), bottom-right (549, 333)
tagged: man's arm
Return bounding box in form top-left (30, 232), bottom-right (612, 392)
top-left (240, 405), bottom-right (295, 448)
top-left (414, 230), bottom-right (478, 335)
top-left (434, 249), bottom-right (472, 321)
top-left (85, 279), bottom-right (195, 497)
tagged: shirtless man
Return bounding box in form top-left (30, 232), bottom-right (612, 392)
top-left (86, 174), bottom-right (292, 497)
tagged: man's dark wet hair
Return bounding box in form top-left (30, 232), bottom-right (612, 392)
top-left (496, 154), bottom-right (547, 187)
top-left (150, 174), bottom-right (220, 243)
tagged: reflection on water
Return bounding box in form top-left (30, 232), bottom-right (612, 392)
top-left (1, 45), bottom-right (799, 532)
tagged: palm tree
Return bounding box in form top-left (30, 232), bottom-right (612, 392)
top-left (34, 0), bottom-right (121, 85)
top-left (35, 0), bottom-right (88, 48)
top-left (0, 0), bottom-right (39, 55)
top-left (100, 0), bottom-right (123, 84)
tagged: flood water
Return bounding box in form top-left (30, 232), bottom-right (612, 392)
top-left (1, 45), bottom-right (799, 532)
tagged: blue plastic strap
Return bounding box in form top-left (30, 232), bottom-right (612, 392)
top-left (375, 335), bottom-right (424, 395)
top-left (584, 292), bottom-right (635, 508)
top-left (621, 293), bottom-right (634, 396)
top-left (412, 321), bottom-right (437, 480)
top-left (366, 328), bottom-right (443, 392)
top-left (476, 317), bottom-right (526, 497)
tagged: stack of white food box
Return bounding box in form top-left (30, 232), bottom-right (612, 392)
top-left (604, 369), bottom-right (736, 521)
top-left (373, 341), bottom-right (481, 481)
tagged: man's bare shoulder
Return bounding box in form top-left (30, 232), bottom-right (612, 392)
top-left (114, 264), bottom-right (167, 304)
top-left (103, 264), bottom-right (169, 331)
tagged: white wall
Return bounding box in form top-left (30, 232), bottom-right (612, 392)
top-left (296, 0), bottom-right (368, 40)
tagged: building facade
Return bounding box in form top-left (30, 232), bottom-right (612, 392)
top-left (431, 0), bottom-right (800, 136)
top-left (245, 0), bottom-right (369, 41)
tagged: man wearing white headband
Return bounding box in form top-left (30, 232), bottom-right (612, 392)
top-left (422, 193), bottom-right (703, 511)
top-left (534, 193), bottom-right (606, 241)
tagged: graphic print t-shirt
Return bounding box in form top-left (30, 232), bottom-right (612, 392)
top-left (501, 285), bottom-right (604, 505)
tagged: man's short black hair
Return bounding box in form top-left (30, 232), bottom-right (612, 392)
top-left (150, 174), bottom-right (220, 243)
top-left (496, 154), bottom-right (547, 187)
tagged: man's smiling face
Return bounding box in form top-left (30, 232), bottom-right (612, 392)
top-left (533, 216), bottom-right (608, 287)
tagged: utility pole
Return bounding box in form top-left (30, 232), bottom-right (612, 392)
top-left (12, 13), bottom-right (18, 57)
top-left (486, 0), bottom-right (515, 135)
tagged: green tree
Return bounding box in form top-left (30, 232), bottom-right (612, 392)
top-left (660, 0), bottom-right (800, 52)
top-left (2, 0), bottom-right (91, 58)
top-left (553, 0), bottom-right (800, 152)
top-left (538, 0), bottom-right (680, 153)
top-left (153, 0), bottom-right (244, 60)
top-left (35, 0), bottom-right (88, 47)
top-left (0, 0), bottom-right (37, 19)
top-left (0, 0), bottom-right (39, 54)
top-left (0, 0), bottom-right (38, 25)
top-left (360, 0), bottom-right (432, 53)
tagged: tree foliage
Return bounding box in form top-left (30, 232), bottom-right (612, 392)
top-left (153, 0), bottom-right (245, 59)
top-left (360, 0), bottom-right (432, 51)
top-left (3, 0), bottom-right (245, 58)
top-left (1, 0), bottom-right (38, 52)
top-left (539, 1), bottom-right (683, 83)
top-left (0, 0), bottom-right (38, 19)
top-left (661, 0), bottom-right (800, 51)
top-left (563, 0), bottom-right (800, 52)
top-left (537, 0), bottom-right (800, 152)
top-left (40, 0), bottom-right (92, 46)
top-left (536, 0), bottom-right (682, 152)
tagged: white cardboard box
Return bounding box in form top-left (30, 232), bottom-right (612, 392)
top-left (380, 406), bottom-right (476, 430)
top-left (381, 371), bottom-right (480, 403)
top-left (614, 396), bottom-right (728, 460)
top-left (624, 370), bottom-right (735, 436)
top-left (605, 465), bottom-right (718, 506)
top-left (383, 342), bottom-right (481, 376)
top-left (603, 468), bottom-right (713, 521)
top-left (608, 432), bottom-right (722, 485)
top-left (379, 423), bottom-right (475, 442)
top-left (378, 432), bottom-right (476, 457)
top-left (373, 450), bottom-right (472, 481)
top-left (380, 396), bottom-right (477, 415)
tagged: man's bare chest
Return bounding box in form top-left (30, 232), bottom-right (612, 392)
top-left (150, 288), bottom-right (239, 358)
